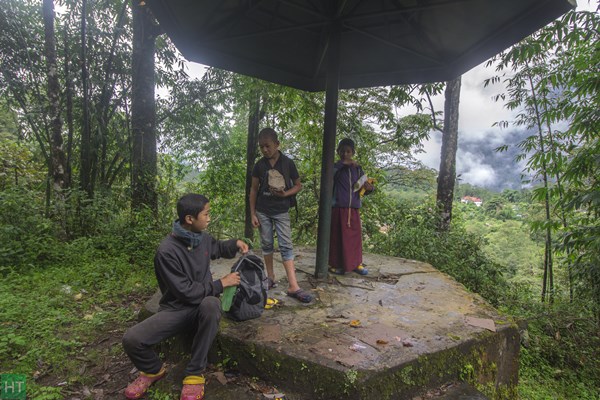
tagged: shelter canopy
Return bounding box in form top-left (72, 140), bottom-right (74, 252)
top-left (147, 0), bottom-right (575, 92)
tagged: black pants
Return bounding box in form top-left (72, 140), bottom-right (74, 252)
top-left (122, 296), bottom-right (221, 376)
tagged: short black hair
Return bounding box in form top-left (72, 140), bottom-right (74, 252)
top-left (176, 193), bottom-right (209, 222)
top-left (258, 127), bottom-right (279, 143)
top-left (337, 138), bottom-right (355, 154)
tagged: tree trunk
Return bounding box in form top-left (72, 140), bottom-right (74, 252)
top-left (98, 0), bottom-right (129, 188)
top-left (79, 0), bottom-right (93, 197)
top-left (526, 71), bottom-right (554, 303)
top-left (436, 76), bottom-right (461, 231)
top-left (42, 0), bottom-right (66, 194)
top-left (244, 93), bottom-right (262, 239)
top-left (63, 29), bottom-right (74, 189)
top-left (131, 0), bottom-right (158, 213)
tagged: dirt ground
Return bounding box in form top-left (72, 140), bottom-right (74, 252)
top-left (35, 324), bottom-right (294, 400)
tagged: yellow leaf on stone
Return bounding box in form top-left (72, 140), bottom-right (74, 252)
top-left (349, 320), bottom-right (361, 327)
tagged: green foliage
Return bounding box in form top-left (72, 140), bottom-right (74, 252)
top-left (0, 133), bottom-right (45, 190)
top-left (26, 385), bottom-right (64, 400)
top-left (466, 218), bottom-right (542, 279)
top-left (501, 299), bottom-right (600, 400)
top-left (0, 186), bottom-right (61, 268)
top-left (0, 246), bottom-right (155, 375)
top-left (487, 7), bottom-right (600, 312)
top-left (368, 197), bottom-right (508, 305)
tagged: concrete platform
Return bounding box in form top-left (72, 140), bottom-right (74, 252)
top-left (145, 247), bottom-right (519, 400)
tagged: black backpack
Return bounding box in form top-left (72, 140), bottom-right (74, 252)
top-left (225, 254), bottom-right (268, 321)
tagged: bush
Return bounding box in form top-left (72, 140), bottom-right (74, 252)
top-left (0, 187), bottom-right (61, 269)
top-left (368, 199), bottom-right (508, 305)
top-left (504, 299), bottom-right (600, 400)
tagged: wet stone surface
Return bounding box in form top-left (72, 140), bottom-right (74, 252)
top-left (144, 247), bottom-right (514, 399)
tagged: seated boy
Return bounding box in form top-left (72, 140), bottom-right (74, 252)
top-left (122, 193), bottom-right (248, 400)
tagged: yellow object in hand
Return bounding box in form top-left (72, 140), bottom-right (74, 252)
top-left (359, 178), bottom-right (375, 197)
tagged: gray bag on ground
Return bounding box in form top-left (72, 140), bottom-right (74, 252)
top-left (225, 254), bottom-right (268, 321)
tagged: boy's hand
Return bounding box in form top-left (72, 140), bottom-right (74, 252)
top-left (236, 240), bottom-right (249, 254)
top-left (270, 187), bottom-right (286, 197)
top-left (221, 272), bottom-right (241, 288)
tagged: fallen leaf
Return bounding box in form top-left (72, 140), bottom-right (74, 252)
top-left (211, 371), bottom-right (228, 385)
top-left (74, 293), bottom-right (83, 300)
top-left (465, 316), bottom-right (496, 332)
top-left (248, 381), bottom-right (261, 391)
top-left (349, 319), bottom-right (361, 328)
top-left (91, 388), bottom-right (104, 399)
top-left (263, 394), bottom-right (286, 399)
top-left (376, 339), bottom-right (389, 345)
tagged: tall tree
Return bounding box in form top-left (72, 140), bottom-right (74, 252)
top-left (244, 92), bottom-right (263, 239)
top-left (42, 0), bottom-right (67, 195)
top-left (131, 0), bottom-right (159, 212)
top-left (79, 0), bottom-right (93, 197)
top-left (436, 76), bottom-right (462, 231)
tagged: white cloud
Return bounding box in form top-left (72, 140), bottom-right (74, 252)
top-left (456, 151), bottom-right (498, 187)
top-left (414, 0), bottom-right (600, 186)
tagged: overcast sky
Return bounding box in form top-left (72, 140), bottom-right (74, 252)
top-left (413, 0), bottom-right (597, 189)
top-left (414, 61), bottom-right (518, 188)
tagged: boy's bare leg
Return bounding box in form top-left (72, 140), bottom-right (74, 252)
top-left (264, 253), bottom-right (275, 281)
top-left (283, 259), bottom-right (301, 293)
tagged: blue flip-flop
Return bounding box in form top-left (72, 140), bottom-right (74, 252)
top-left (329, 267), bottom-right (345, 275)
top-left (354, 265), bottom-right (368, 275)
top-left (267, 277), bottom-right (278, 289)
top-left (287, 289), bottom-right (313, 303)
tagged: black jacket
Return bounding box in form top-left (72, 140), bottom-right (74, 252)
top-left (154, 233), bottom-right (239, 310)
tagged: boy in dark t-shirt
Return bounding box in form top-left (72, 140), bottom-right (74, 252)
top-left (249, 128), bottom-right (313, 303)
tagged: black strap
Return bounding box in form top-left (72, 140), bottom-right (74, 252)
top-left (280, 154), bottom-right (299, 220)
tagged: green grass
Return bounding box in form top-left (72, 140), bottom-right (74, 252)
top-left (0, 245), bottom-right (155, 390)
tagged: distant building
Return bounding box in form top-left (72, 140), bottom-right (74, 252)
top-left (461, 196), bottom-right (483, 207)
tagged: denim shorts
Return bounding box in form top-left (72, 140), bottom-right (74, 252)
top-left (256, 211), bottom-right (294, 261)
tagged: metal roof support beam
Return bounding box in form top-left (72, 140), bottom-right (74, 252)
top-left (315, 18), bottom-right (341, 279)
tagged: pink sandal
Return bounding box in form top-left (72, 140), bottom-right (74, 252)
top-left (124, 368), bottom-right (165, 399)
top-left (180, 375), bottom-right (205, 400)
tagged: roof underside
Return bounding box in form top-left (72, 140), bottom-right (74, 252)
top-left (147, 0), bottom-right (574, 91)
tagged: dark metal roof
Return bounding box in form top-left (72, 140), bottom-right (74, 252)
top-left (147, 0), bottom-right (574, 91)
